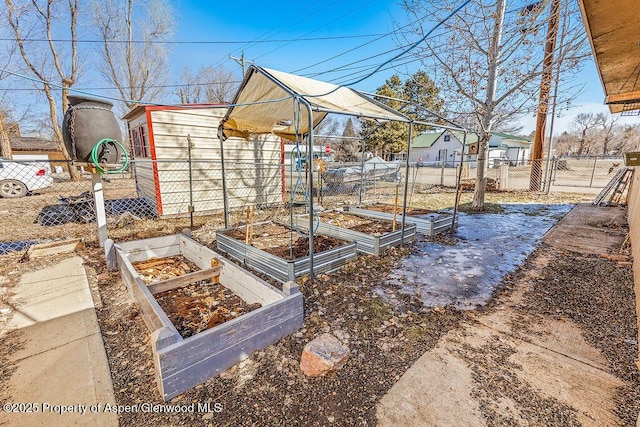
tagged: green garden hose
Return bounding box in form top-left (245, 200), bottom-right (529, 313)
top-left (90, 138), bottom-right (130, 174)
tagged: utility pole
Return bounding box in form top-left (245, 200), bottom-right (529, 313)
top-left (530, 0), bottom-right (561, 191)
top-left (229, 51), bottom-right (246, 76)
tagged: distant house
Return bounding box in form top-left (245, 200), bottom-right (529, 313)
top-left (489, 132), bottom-right (532, 166)
top-left (9, 136), bottom-right (67, 170)
top-left (409, 130), bottom-right (470, 166)
top-left (410, 130), bottom-right (532, 167)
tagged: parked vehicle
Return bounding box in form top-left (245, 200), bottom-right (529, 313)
top-left (0, 158), bottom-right (53, 198)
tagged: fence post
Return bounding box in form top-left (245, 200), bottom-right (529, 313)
top-left (499, 165), bottom-right (509, 190)
top-left (187, 135), bottom-right (194, 228)
top-left (589, 155), bottom-right (597, 187)
top-left (545, 158), bottom-right (555, 195)
top-left (91, 169), bottom-right (108, 247)
top-left (440, 159), bottom-right (445, 186)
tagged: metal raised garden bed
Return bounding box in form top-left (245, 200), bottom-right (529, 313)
top-left (108, 233), bottom-right (303, 401)
top-left (345, 206), bottom-right (457, 236)
top-left (216, 221), bottom-right (358, 283)
top-left (292, 211), bottom-right (417, 256)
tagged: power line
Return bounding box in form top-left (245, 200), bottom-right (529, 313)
top-left (0, 33), bottom-right (385, 45)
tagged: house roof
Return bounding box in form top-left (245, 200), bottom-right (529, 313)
top-left (9, 136), bottom-right (59, 152)
top-left (491, 132), bottom-right (531, 143)
top-left (219, 66), bottom-right (411, 141)
top-left (411, 132), bottom-right (443, 148)
top-left (411, 130), bottom-right (531, 149)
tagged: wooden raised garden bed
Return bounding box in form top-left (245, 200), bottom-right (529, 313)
top-left (216, 221), bottom-right (358, 283)
top-left (108, 233), bottom-right (303, 401)
top-left (293, 210), bottom-right (417, 256)
top-left (346, 204), bottom-right (457, 236)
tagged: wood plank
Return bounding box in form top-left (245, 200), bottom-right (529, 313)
top-left (117, 234), bottom-right (180, 253)
top-left (148, 267), bottom-right (220, 295)
top-left (26, 238), bottom-right (85, 260)
top-left (605, 90), bottom-right (640, 104)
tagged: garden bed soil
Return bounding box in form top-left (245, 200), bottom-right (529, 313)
top-left (130, 254), bottom-right (262, 338)
top-left (317, 211), bottom-right (397, 234)
top-left (358, 203), bottom-right (435, 216)
top-left (154, 282), bottom-right (261, 338)
top-left (224, 222), bottom-right (346, 259)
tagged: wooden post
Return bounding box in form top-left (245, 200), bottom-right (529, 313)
top-left (91, 169), bottom-right (108, 247)
top-left (245, 207), bottom-right (250, 245)
top-left (249, 206), bottom-right (255, 245)
top-left (392, 185), bottom-right (399, 232)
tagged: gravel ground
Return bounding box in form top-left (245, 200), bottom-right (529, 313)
top-left (1, 194), bottom-right (637, 426)
top-left (512, 248), bottom-right (639, 426)
top-left (87, 244), bottom-right (466, 426)
top-left (83, 229), bottom-right (640, 426)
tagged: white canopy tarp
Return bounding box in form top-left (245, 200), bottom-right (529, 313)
top-left (219, 66), bottom-right (410, 141)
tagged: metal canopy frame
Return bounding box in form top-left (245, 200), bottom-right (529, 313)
top-left (220, 65), bottom-right (468, 280)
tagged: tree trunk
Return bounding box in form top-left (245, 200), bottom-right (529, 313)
top-left (472, 132), bottom-right (490, 210)
top-left (0, 111), bottom-right (12, 158)
top-left (43, 85), bottom-right (82, 181)
top-left (472, 0), bottom-right (506, 211)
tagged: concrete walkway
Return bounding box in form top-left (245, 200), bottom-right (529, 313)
top-left (377, 205), bottom-right (628, 426)
top-left (0, 256), bottom-right (117, 426)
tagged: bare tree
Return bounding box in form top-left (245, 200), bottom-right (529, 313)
top-left (594, 113), bottom-right (619, 155)
top-left (4, 0), bottom-right (82, 179)
top-left (570, 113), bottom-right (600, 155)
top-left (175, 66), bottom-right (239, 104)
top-left (92, 0), bottom-right (175, 111)
top-left (0, 38), bottom-right (15, 158)
top-left (399, 0), bottom-right (588, 209)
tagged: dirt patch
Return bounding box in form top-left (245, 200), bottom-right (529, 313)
top-left (357, 204), bottom-right (435, 216)
top-left (155, 282), bottom-right (261, 338)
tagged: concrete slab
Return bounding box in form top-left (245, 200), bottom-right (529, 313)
top-left (543, 204), bottom-right (627, 254)
top-left (0, 256), bottom-right (118, 427)
top-left (377, 343), bottom-right (484, 427)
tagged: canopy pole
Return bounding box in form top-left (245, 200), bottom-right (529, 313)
top-left (219, 133), bottom-right (229, 229)
top-left (451, 131), bottom-right (467, 234)
top-left (299, 96), bottom-right (315, 282)
top-left (400, 121), bottom-right (413, 247)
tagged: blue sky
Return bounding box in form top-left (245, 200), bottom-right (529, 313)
top-left (171, 0), bottom-right (407, 90)
top-left (168, 0), bottom-right (632, 134)
top-left (3, 0), bottom-right (634, 135)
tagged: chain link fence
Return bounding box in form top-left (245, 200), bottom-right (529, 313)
top-left (0, 155), bottom-right (624, 256)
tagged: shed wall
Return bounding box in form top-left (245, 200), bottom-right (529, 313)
top-left (144, 107), bottom-right (283, 216)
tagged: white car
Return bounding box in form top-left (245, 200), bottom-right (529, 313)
top-left (0, 158), bottom-right (54, 198)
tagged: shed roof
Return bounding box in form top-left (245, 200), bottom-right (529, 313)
top-left (219, 66), bottom-right (411, 141)
top-left (9, 136), bottom-right (59, 152)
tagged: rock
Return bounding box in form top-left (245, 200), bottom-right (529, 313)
top-left (300, 333), bottom-right (349, 377)
top-left (219, 364), bottom-right (238, 379)
top-left (97, 272), bottom-right (110, 282)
